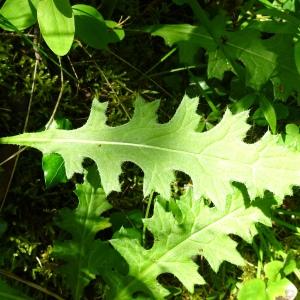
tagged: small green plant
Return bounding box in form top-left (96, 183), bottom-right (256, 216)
top-left (238, 256), bottom-right (298, 300)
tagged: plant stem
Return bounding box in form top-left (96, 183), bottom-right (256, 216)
top-left (142, 191), bottom-right (155, 246)
top-left (145, 47), bottom-right (177, 75)
top-left (272, 217), bottom-right (300, 233)
top-left (0, 269), bottom-right (65, 300)
top-left (45, 57), bottom-right (65, 129)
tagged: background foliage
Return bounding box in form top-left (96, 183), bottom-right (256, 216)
top-left (0, 0), bottom-right (299, 299)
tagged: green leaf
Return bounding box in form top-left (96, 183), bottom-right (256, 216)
top-left (280, 124), bottom-right (300, 151)
top-left (0, 0), bottom-right (38, 31)
top-left (110, 188), bottom-right (271, 299)
top-left (282, 253), bottom-right (297, 276)
top-left (294, 39), bottom-right (300, 75)
top-left (2, 95), bottom-right (300, 209)
top-left (73, 4), bottom-right (124, 49)
top-left (145, 19), bottom-right (300, 100)
top-left (42, 153), bottom-right (67, 188)
top-left (259, 95), bottom-right (277, 134)
top-left (0, 280), bottom-right (32, 300)
top-left (238, 279), bottom-right (268, 300)
top-left (37, 0), bottom-right (75, 56)
top-left (231, 94), bottom-right (257, 114)
top-left (42, 118), bottom-right (71, 188)
top-left (267, 278), bottom-right (298, 300)
top-left (52, 166), bottom-right (112, 299)
top-left (264, 260), bottom-right (283, 281)
top-left (265, 34), bottom-right (300, 100)
top-left (145, 23), bottom-right (276, 90)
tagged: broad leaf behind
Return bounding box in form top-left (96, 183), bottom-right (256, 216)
top-left (52, 166), bottom-right (112, 299)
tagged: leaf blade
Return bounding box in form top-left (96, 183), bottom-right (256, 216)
top-left (110, 188), bottom-right (271, 299)
top-left (2, 96), bottom-right (300, 208)
top-left (52, 166), bottom-right (112, 299)
top-left (0, 0), bottom-right (38, 31)
top-left (37, 0), bottom-right (75, 56)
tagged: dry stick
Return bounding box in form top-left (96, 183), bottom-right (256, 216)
top-left (67, 55), bottom-right (80, 96)
top-left (0, 55), bottom-right (67, 299)
top-left (0, 54), bottom-right (65, 212)
top-left (0, 269), bottom-right (65, 300)
top-left (0, 148), bottom-right (26, 168)
top-left (45, 57), bottom-right (65, 129)
top-left (100, 69), bottom-right (131, 120)
top-left (0, 32), bottom-right (35, 38)
top-left (0, 30), bottom-right (40, 211)
top-left (0, 57), bottom-right (65, 169)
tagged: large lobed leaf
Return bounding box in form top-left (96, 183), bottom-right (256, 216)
top-left (110, 188), bottom-right (272, 299)
top-left (144, 12), bottom-right (300, 99)
top-left (52, 166), bottom-right (112, 299)
top-left (1, 95), bottom-right (300, 209)
top-left (144, 21), bottom-right (276, 91)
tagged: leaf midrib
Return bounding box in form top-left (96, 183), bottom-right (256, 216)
top-left (1, 136), bottom-right (201, 156)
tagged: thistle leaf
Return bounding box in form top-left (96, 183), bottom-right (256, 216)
top-left (52, 166), bottom-right (112, 299)
top-left (1, 95), bottom-right (300, 208)
top-left (110, 188), bottom-right (272, 299)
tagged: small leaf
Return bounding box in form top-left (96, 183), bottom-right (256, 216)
top-left (286, 124), bottom-right (299, 136)
top-left (231, 94), bottom-right (257, 114)
top-left (264, 260), bottom-right (283, 282)
top-left (238, 279), bottom-right (268, 300)
top-left (42, 118), bottom-right (71, 188)
top-left (37, 0), bottom-right (75, 56)
top-left (0, 0), bottom-right (38, 31)
top-left (73, 4), bottom-right (124, 49)
top-left (267, 278), bottom-right (298, 300)
top-left (42, 153), bottom-right (67, 188)
top-left (282, 124), bottom-right (300, 151)
top-left (259, 95), bottom-right (277, 133)
top-left (282, 253), bottom-right (297, 276)
top-left (294, 39), bottom-right (300, 74)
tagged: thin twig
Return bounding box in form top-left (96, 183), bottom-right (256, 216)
top-left (0, 148), bottom-right (26, 168)
top-left (107, 48), bottom-right (173, 98)
top-left (0, 269), bottom-right (65, 300)
top-left (45, 57), bottom-right (65, 129)
top-left (67, 55), bottom-right (80, 95)
top-left (0, 29), bottom-right (40, 211)
top-left (0, 32), bottom-right (35, 37)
